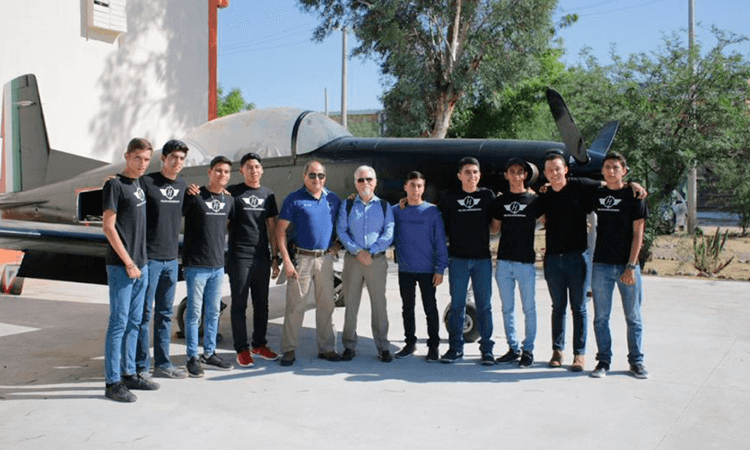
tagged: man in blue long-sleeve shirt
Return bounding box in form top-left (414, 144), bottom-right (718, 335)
top-left (337, 165), bottom-right (395, 362)
top-left (392, 171), bottom-right (448, 362)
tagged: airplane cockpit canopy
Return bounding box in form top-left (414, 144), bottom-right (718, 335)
top-left (180, 108), bottom-right (352, 167)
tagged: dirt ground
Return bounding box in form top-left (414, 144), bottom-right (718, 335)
top-left (530, 226), bottom-right (750, 282)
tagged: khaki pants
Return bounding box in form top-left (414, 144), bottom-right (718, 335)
top-left (342, 252), bottom-right (390, 352)
top-left (281, 253), bottom-right (336, 354)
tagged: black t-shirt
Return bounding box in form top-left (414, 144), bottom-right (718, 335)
top-left (538, 177), bottom-right (600, 255)
top-left (592, 186), bottom-right (649, 264)
top-left (102, 174), bottom-right (147, 267)
top-left (438, 187), bottom-right (496, 259)
top-left (227, 183), bottom-right (278, 260)
top-left (182, 187), bottom-right (234, 268)
top-left (492, 191), bottom-right (542, 263)
top-left (141, 172), bottom-right (186, 261)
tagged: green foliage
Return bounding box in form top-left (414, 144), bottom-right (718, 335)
top-left (299, 0), bottom-right (564, 138)
top-left (346, 119), bottom-right (380, 137)
top-left (711, 143), bottom-right (750, 234)
top-left (693, 227), bottom-right (734, 275)
top-left (217, 85), bottom-right (255, 117)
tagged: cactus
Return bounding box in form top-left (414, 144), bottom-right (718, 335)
top-left (693, 227), bottom-right (734, 275)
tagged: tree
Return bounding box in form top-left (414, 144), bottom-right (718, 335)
top-left (299, 0), bottom-right (565, 138)
top-left (217, 85), bottom-right (255, 117)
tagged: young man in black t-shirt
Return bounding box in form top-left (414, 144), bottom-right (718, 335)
top-left (226, 152), bottom-right (281, 367)
top-left (538, 153), bottom-right (600, 372)
top-left (492, 158), bottom-right (543, 368)
top-left (589, 152), bottom-right (649, 379)
top-left (135, 139), bottom-right (189, 380)
top-left (438, 157), bottom-right (500, 365)
top-left (183, 156), bottom-right (235, 377)
top-left (102, 137), bottom-right (157, 402)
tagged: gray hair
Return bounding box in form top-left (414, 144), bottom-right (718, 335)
top-left (354, 165), bottom-right (376, 181)
top-left (303, 160), bottom-right (325, 174)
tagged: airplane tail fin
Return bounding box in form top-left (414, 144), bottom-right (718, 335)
top-left (1, 74), bottom-right (51, 194)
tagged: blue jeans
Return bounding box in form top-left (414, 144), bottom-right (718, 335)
top-left (136, 259), bottom-right (178, 372)
top-left (544, 251), bottom-right (588, 355)
top-left (592, 263), bottom-right (644, 365)
top-left (495, 260), bottom-right (537, 353)
top-left (184, 266), bottom-right (225, 358)
top-left (447, 258), bottom-right (494, 354)
top-left (105, 264), bottom-right (149, 384)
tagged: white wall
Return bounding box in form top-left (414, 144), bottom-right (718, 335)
top-left (0, 0), bottom-right (208, 162)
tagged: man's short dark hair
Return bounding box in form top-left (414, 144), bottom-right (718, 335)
top-left (127, 137), bottom-right (153, 154)
top-left (210, 155), bottom-right (232, 169)
top-left (544, 150), bottom-right (567, 167)
top-left (161, 139), bottom-right (189, 157)
top-left (505, 157), bottom-right (528, 173)
top-left (603, 151), bottom-right (628, 169)
top-left (406, 171), bottom-right (425, 182)
top-left (458, 156), bottom-right (480, 172)
top-left (240, 152), bottom-right (262, 166)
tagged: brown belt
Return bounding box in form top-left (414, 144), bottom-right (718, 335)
top-left (296, 248), bottom-right (331, 257)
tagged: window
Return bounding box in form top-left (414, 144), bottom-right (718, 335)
top-left (88, 0), bottom-right (127, 34)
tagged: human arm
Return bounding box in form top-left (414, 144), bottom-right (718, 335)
top-left (432, 273), bottom-right (444, 287)
top-left (103, 209), bottom-right (141, 279)
top-left (276, 219), bottom-right (298, 279)
top-left (267, 216), bottom-right (280, 279)
top-left (628, 181), bottom-right (647, 199)
top-left (621, 218), bottom-right (645, 285)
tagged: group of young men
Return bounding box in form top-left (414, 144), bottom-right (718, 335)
top-left (102, 138), bottom-right (649, 403)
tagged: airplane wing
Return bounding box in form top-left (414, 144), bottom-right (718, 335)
top-left (0, 220), bottom-right (109, 284)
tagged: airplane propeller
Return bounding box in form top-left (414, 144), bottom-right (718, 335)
top-left (546, 88), bottom-right (589, 165)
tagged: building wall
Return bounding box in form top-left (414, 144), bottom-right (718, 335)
top-left (0, 0), bottom-right (208, 162)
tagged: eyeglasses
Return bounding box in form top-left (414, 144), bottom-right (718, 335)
top-left (307, 173), bottom-right (326, 180)
top-left (357, 177), bottom-right (374, 183)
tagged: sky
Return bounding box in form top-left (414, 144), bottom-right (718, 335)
top-left (217, 0), bottom-right (749, 113)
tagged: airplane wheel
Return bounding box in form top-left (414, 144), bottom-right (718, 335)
top-left (175, 297), bottom-right (227, 339)
top-left (1, 264), bottom-right (24, 295)
top-left (443, 302), bottom-right (480, 343)
top-left (333, 269), bottom-right (344, 307)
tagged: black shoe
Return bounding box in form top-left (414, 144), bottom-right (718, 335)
top-left (629, 363), bottom-right (649, 379)
top-left (200, 353), bottom-right (233, 371)
top-left (496, 348), bottom-right (522, 364)
top-left (379, 349), bottom-right (393, 363)
top-left (280, 351), bottom-right (295, 367)
top-left (340, 348), bottom-right (356, 361)
top-left (122, 373), bottom-right (160, 391)
top-left (187, 357), bottom-right (204, 378)
top-left (395, 344), bottom-right (416, 358)
top-left (519, 351), bottom-right (534, 368)
top-left (318, 351), bottom-right (342, 362)
top-left (105, 381), bottom-right (137, 403)
top-left (440, 348), bottom-right (463, 364)
top-left (591, 361), bottom-right (610, 378)
top-left (425, 347), bottom-right (439, 362)
top-left (481, 352), bottom-right (496, 366)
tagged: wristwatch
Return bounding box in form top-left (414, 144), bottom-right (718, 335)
top-left (625, 262), bottom-right (637, 271)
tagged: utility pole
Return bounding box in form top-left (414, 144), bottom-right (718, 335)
top-left (687, 0), bottom-right (697, 233)
top-left (324, 88), bottom-right (329, 116)
top-left (341, 26), bottom-right (348, 130)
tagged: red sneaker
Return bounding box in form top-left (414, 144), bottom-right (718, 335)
top-left (236, 349), bottom-right (254, 367)
top-left (251, 346), bottom-right (279, 361)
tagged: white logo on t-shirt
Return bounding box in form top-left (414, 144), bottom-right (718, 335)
top-left (206, 199), bottom-right (226, 213)
top-left (159, 186), bottom-right (180, 200)
top-left (600, 196), bottom-right (622, 209)
top-left (242, 195), bottom-right (265, 208)
top-left (457, 196), bottom-right (480, 208)
top-left (134, 187), bottom-right (145, 202)
top-left (504, 202), bottom-right (528, 215)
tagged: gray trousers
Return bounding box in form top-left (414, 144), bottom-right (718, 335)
top-left (281, 253), bottom-right (336, 354)
top-left (342, 252), bottom-right (390, 352)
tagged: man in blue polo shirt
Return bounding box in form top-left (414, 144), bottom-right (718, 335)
top-left (337, 165), bottom-right (395, 362)
top-left (276, 160), bottom-right (341, 366)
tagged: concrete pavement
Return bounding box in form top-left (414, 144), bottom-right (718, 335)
top-left (1, 268), bottom-right (748, 449)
